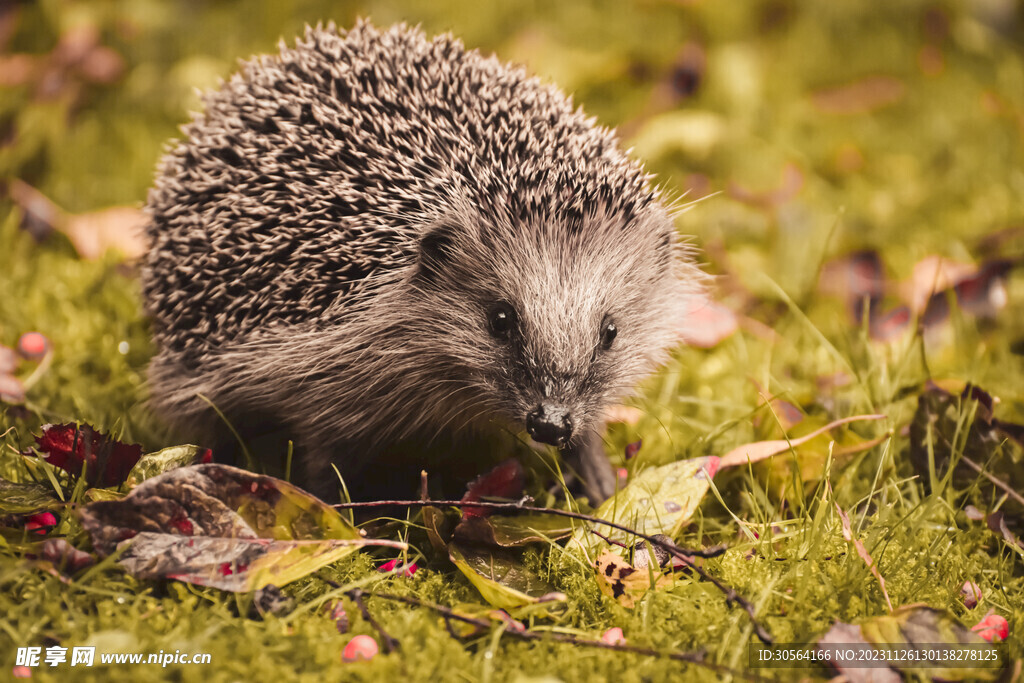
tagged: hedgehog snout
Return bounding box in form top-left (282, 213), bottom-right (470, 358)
top-left (525, 402), bottom-right (574, 448)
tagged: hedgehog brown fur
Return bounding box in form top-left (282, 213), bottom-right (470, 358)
top-left (142, 20), bottom-right (702, 501)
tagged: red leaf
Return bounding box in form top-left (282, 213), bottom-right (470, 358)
top-left (961, 581), bottom-right (982, 609)
top-left (0, 346), bottom-right (17, 374)
top-left (818, 250), bottom-right (885, 321)
top-left (461, 460), bottom-right (525, 519)
top-left (869, 305), bottom-right (911, 342)
top-left (39, 538), bottom-right (95, 573)
top-left (35, 422), bottom-right (143, 487)
top-left (378, 558), bottom-right (417, 577)
top-left (624, 440), bottom-right (642, 460)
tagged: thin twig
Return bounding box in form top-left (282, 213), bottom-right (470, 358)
top-left (589, 528), bottom-right (630, 550)
top-left (334, 497), bottom-right (768, 643)
top-left (336, 586), bottom-right (771, 681)
top-left (959, 455), bottom-right (1024, 508)
top-left (347, 588), bottom-right (399, 653)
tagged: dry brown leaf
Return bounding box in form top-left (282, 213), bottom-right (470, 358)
top-left (678, 293), bottom-right (739, 348)
top-left (727, 162), bottom-right (805, 208)
top-left (64, 206), bottom-right (147, 260)
top-left (811, 76), bottom-right (906, 114)
top-left (830, 482), bottom-right (893, 612)
top-left (594, 551), bottom-right (673, 608)
top-left (603, 405), bottom-right (643, 425)
top-left (9, 180), bottom-right (146, 259)
top-left (900, 255), bottom-right (976, 313)
top-left (719, 414), bottom-right (886, 469)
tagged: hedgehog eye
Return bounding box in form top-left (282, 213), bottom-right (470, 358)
top-left (488, 302), bottom-right (517, 340)
top-left (600, 316), bottom-right (617, 350)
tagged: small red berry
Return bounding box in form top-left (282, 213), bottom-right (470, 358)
top-left (972, 614), bottom-right (1008, 642)
top-left (17, 332), bottom-right (50, 360)
top-left (25, 511), bottom-right (57, 535)
top-left (342, 634), bottom-right (378, 662)
top-left (602, 627), bottom-right (626, 645)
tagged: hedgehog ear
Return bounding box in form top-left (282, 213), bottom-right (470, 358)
top-left (416, 221), bottom-right (461, 282)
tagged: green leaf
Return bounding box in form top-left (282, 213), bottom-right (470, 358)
top-left (574, 456), bottom-right (718, 552)
top-left (0, 478), bottom-right (63, 515)
top-left (125, 445), bottom-right (209, 487)
top-left (448, 543), bottom-right (564, 616)
top-left (454, 514), bottom-right (574, 547)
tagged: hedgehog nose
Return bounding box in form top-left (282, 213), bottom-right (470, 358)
top-left (526, 403), bottom-right (574, 447)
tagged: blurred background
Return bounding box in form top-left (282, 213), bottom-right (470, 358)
top-left (2, 0), bottom-right (1024, 449)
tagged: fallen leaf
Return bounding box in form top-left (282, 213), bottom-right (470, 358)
top-left (819, 607), bottom-right (1002, 681)
top-left (831, 483), bottom-right (892, 611)
top-left (8, 180), bottom-right (145, 259)
top-left (125, 445), bottom-right (212, 487)
top-left (901, 256), bottom-right (977, 313)
top-left (962, 581), bottom-right (982, 609)
top-left (0, 374), bottom-right (26, 403)
top-left (63, 206), bottom-right (147, 260)
top-left (378, 558), bottom-right (417, 576)
top-left (604, 405), bottom-right (643, 425)
top-left (460, 460), bottom-right (525, 519)
top-left (0, 479), bottom-right (62, 515)
top-left (35, 423), bottom-right (143, 487)
top-left (727, 162), bottom-right (805, 209)
top-left (594, 551), bottom-right (673, 608)
top-left (122, 534), bottom-right (378, 591)
top-left (35, 538), bottom-right (95, 574)
top-left (719, 414), bottom-right (886, 469)
top-left (422, 504), bottom-right (450, 554)
top-left (920, 259), bottom-right (1012, 327)
top-left (448, 543), bottom-right (565, 615)
top-left (624, 440), bottom-right (642, 460)
top-left (0, 346), bottom-right (19, 373)
top-left (818, 250), bottom-right (886, 320)
top-left (817, 621), bottom-right (902, 683)
top-left (811, 76), bottom-right (906, 114)
top-left (678, 294), bottom-right (739, 348)
top-left (77, 464), bottom-right (395, 591)
top-left (908, 382), bottom-right (1024, 498)
top-left (454, 514), bottom-right (574, 547)
top-left (574, 456), bottom-right (718, 552)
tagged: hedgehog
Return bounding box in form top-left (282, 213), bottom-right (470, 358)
top-left (142, 20), bottom-right (702, 503)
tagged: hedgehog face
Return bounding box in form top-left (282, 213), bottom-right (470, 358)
top-left (411, 207), bottom-right (687, 446)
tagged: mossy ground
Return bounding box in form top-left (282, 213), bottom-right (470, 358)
top-left (2, 1), bottom-right (1024, 681)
